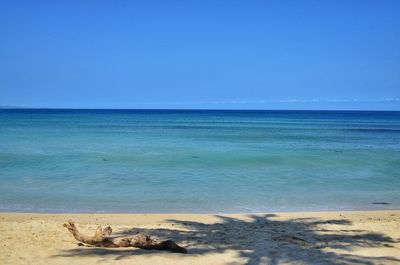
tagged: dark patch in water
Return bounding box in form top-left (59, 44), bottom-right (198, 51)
top-left (372, 202), bottom-right (390, 205)
top-left (347, 128), bottom-right (400, 133)
top-left (191, 156), bottom-right (200, 159)
top-left (103, 158), bottom-right (107, 161)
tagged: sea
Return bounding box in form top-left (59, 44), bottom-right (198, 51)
top-left (0, 109), bottom-right (399, 213)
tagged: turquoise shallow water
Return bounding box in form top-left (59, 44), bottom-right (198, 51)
top-left (0, 109), bottom-right (399, 213)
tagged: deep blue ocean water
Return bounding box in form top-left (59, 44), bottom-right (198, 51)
top-left (0, 109), bottom-right (399, 213)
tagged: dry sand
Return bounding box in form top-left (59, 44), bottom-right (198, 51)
top-left (1, 210), bottom-right (400, 265)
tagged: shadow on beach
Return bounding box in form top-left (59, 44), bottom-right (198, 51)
top-left (55, 214), bottom-right (399, 264)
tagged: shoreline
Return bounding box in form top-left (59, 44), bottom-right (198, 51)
top-left (1, 208), bottom-right (400, 215)
top-left (1, 206), bottom-right (399, 215)
top-left (2, 210), bottom-right (400, 264)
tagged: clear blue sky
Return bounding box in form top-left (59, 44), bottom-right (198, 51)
top-left (0, 0), bottom-right (399, 110)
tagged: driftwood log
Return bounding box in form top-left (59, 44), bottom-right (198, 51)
top-left (63, 220), bottom-right (187, 253)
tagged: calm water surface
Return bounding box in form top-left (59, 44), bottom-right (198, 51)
top-left (0, 109), bottom-right (399, 213)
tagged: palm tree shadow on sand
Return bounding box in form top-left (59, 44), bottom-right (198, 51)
top-left (56, 214), bottom-right (399, 264)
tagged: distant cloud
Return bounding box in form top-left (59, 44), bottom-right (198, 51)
top-left (274, 98), bottom-right (400, 103)
top-left (136, 98), bottom-right (400, 106)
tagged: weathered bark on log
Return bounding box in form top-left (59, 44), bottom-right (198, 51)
top-left (63, 220), bottom-right (187, 253)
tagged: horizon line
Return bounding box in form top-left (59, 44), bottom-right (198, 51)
top-left (1, 107), bottom-right (399, 112)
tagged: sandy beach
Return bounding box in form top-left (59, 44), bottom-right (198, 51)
top-left (1, 210), bottom-right (399, 265)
